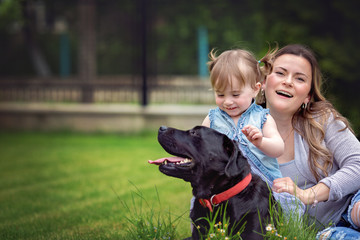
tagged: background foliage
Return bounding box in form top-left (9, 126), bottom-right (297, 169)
top-left (0, 0), bottom-right (359, 133)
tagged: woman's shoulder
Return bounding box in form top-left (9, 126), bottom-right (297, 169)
top-left (312, 110), bottom-right (347, 131)
top-left (310, 101), bottom-right (350, 128)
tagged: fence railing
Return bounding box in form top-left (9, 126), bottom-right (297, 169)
top-left (0, 76), bottom-right (214, 105)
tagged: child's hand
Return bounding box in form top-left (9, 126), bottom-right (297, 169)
top-left (241, 125), bottom-right (263, 147)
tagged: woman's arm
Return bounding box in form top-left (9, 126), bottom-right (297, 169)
top-left (242, 115), bottom-right (284, 158)
top-left (319, 119), bottom-right (360, 201)
top-left (274, 118), bottom-right (360, 204)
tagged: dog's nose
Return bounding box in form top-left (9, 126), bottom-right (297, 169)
top-left (159, 126), bottom-right (168, 132)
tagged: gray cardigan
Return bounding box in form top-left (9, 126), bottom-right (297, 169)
top-left (280, 118), bottom-right (360, 227)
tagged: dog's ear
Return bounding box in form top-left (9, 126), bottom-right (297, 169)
top-left (223, 135), bottom-right (235, 156)
top-left (224, 137), bottom-right (246, 178)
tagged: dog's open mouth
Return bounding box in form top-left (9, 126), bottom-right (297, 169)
top-left (148, 156), bottom-right (194, 168)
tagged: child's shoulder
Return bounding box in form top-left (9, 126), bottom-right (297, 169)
top-left (252, 103), bottom-right (269, 114)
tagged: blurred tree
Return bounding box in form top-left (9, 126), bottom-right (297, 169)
top-left (260, 0), bottom-right (360, 134)
top-left (0, 0), bottom-right (33, 75)
top-left (21, 0), bottom-right (52, 77)
top-left (152, 0), bottom-right (266, 75)
top-left (0, 0), bottom-right (359, 132)
top-left (96, 0), bottom-right (140, 75)
top-left (78, 0), bottom-right (96, 102)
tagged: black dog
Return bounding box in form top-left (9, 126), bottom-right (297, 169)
top-left (149, 126), bottom-right (274, 240)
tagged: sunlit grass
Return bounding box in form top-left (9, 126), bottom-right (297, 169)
top-left (0, 130), bottom-right (323, 240)
top-left (0, 130), bottom-right (193, 239)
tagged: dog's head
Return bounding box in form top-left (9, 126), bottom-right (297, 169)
top-left (149, 126), bottom-right (250, 198)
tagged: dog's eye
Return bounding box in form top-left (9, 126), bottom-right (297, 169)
top-left (189, 130), bottom-right (198, 136)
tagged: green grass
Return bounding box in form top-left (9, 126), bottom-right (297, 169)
top-left (0, 130), bottom-right (322, 240)
top-left (0, 130), bottom-right (193, 239)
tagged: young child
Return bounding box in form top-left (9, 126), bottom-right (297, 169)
top-left (202, 49), bottom-right (284, 182)
top-left (180, 49), bottom-right (302, 236)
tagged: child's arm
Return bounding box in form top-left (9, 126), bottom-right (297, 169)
top-left (241, 115), bottom-right (284, 158)
top-left (202, 115), bottom-right (210, 127)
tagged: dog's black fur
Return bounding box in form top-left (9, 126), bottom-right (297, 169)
top-left (155, 126), bottom-right (274, 240)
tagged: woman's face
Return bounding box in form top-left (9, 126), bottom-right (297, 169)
top-left (263, 54), bottom-right (312, 116)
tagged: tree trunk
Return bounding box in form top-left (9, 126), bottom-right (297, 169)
top-left (22, 0), bottom-right (52, 77)
top-left (78, 0), bottom-right (96, 103)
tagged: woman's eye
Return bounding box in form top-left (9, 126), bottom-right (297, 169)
top-left (296, 77), bottom-right (305, 82)
top-left (276, 71), bottom-right (284, 76)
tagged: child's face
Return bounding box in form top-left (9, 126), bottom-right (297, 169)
top-left (214, 77), bottom-right (260, 120)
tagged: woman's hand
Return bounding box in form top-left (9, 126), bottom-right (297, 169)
top-left (272, 177), bottom-right (329, 206)
top-left (272, 177), bottom-right (312, 205)
top-left (272, 177), bottom-right (302, 196)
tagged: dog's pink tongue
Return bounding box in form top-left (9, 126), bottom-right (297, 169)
top-left (148, 156), bottom-right (184, 165)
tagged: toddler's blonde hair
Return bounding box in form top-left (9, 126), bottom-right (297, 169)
top-left (207, 49), bottom-right (262, 92)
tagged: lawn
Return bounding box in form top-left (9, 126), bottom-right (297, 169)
top-left (0, 130), bottom-right (193, 239)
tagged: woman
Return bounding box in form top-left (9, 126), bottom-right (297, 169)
top-left (258, 44), bottom-right (360, 238)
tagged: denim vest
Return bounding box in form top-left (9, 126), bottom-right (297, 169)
top-left (209, 102), bottom-right (282, 182)
top-left (207, 102), bottom-right (304, 218)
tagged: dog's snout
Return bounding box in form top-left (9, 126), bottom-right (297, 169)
top-left (159, 126), bottom-right (168, 132)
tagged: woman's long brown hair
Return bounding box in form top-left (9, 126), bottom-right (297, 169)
top-left (259, 44), bottom-right (352, 181)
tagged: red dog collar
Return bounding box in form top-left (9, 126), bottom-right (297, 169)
top-left (199, 173), bottom-right (252, 212)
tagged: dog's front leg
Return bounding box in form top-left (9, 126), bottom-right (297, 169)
top-left (190, 200), bottom-right (210, 240)
top-left (191, 218), bottom-right (208, 240)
